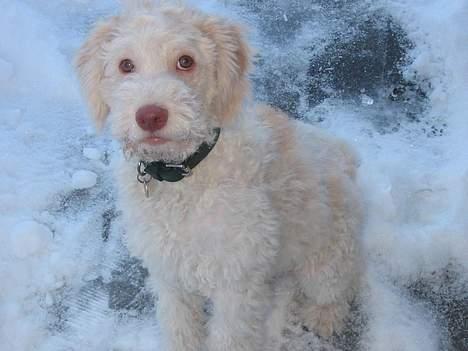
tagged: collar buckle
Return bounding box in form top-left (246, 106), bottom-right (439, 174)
top-left (165, 163), bottom-right (193, 177)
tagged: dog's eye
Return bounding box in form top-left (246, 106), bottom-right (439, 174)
top-left (119, 59), bottom-right (135, 74)
top-left (177, 55), bottom-right (194, 71)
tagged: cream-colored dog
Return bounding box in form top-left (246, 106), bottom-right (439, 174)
top-left (76, 4), bottom-right (362, 351)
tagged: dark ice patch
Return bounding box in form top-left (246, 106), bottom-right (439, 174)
top-left (107, 257), bottom-right (154, 313)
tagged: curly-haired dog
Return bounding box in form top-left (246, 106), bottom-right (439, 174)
top-left (76, 4), bottom-right (363, 351)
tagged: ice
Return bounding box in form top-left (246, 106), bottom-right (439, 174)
top-left (10, 220), bottom-right (53, 259)
top-left (360, 94), bottom-right (374, 106)
top-left (71, 170), bottom-right (98, 189)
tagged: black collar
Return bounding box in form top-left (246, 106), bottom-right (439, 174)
top-left (137, 128), bottom-right (221, 182)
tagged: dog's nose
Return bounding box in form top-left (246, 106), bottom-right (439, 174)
top-left (135, 104), bottom-right (168, 132)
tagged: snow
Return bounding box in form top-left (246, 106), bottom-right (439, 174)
top-left (0, 1), bottom-right (77, 100)
top-left (360, 94), bottom-right (374, 106)
top-left (10, 220), bottom-right (53, 259)
top-left (2, 107), bottom-right (22, 128)
top-left (0, 0), bottom-right (467, 350)
top-left (71, 170), bottom-right (98, 189)
top-left (82, 147), bottom-right (102, 161)
top-left (363, 276), bottom-right (440, 351)
top-left (0, 57), bottom-right (14, 82)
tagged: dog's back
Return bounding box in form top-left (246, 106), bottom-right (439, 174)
top-left (258, 104), bottom-right (359, 181)
top-left (256, 104), bottom-right (362, 337)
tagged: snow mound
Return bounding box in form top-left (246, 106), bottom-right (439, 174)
top-left (83, 147), bottom-right (101, 161)
top-left (71, 170), bottom-right (98, 189)
top-left (0, 1), bottom-right (77, 99)
top-left (10, 220), bottom-right (53, 259)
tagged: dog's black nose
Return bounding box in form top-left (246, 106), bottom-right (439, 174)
top-left (136, 104), bottom-right (168, 132)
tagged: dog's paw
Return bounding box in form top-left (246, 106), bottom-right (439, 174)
top-left (300, 303), bottom-right (347, 338)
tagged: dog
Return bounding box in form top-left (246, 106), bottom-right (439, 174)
top-left (76, 4), bottom-right (363, 351)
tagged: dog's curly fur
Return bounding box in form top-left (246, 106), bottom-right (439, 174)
top-left (76, 4), bottom-right (363, 351)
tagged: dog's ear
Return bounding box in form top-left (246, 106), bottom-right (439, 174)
top-left (197, 17), bottom-right (251, 124)
top-left (75, 17), bottom-right (119, 130)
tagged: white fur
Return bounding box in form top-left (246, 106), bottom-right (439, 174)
top-left (76, 4), bottom-right (363, 351)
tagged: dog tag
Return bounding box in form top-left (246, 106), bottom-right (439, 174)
top-left (137, 165), bottom-right (152, 198)
top-left (143, 181), bottom-right (150, 198)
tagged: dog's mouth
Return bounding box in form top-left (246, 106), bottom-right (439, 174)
top-left (136, 133), bottom-right (193, 148)
top-left (141, 135), bottom-right (171, 145)
top-left (122, 134), bottom-right (199, 163)
top-left (121, 123), bottom-right (217, 163)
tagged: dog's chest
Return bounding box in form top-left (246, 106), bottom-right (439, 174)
top-left (121, 180), bottom-right (250, 294)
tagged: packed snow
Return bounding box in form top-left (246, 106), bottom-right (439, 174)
top-left (10, 220), bottom-right (53, 259)
top-left (71, 170), bottom-right (98, 190)
top-left (0, 0), bottom-right (466, 350)
top-left (83, 147), bottom-right (102, 161)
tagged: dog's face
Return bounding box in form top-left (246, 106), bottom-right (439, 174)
top-left (76, 7), bottom-right (250, 162)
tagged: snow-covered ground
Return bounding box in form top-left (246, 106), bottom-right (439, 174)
top-left (0, 0), bottom-right (466, 350)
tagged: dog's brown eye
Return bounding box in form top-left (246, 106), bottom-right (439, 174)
top-left (119, 59), bottom-right (135, 74)
top-left (177, 55), bottom-right (194, 71)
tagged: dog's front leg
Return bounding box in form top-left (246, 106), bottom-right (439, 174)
top-left (157, 285), bottom-right (206, 351)
top-left (207, 285), bottom-right (270, 351)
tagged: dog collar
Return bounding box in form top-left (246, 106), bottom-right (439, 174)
top-left (137, 128), bottom-right (221, 195)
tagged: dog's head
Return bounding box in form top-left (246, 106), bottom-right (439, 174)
top-left (76, 6), bottom-right (250, 162)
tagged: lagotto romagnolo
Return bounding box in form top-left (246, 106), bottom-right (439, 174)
top-left (76, 3), bottom-right (363, 351)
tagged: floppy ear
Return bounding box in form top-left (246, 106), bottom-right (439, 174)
top-left (75, 17), bottom-right (119, 130)
top-left (197, 17), bottom-right (251, 124)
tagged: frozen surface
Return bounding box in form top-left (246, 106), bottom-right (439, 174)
top-left (0, 0), bottom-right (467, 350)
